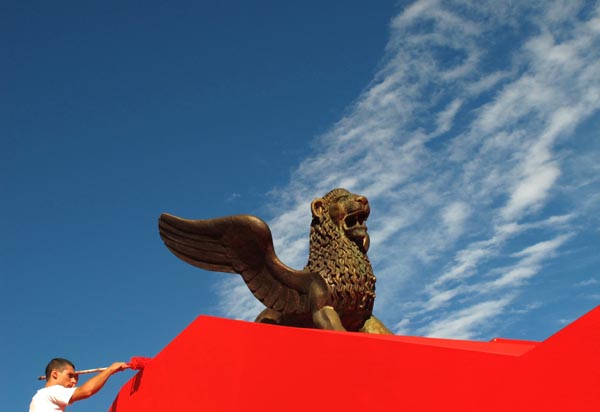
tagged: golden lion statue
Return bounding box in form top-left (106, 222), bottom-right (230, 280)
top-left (158, 188), bottom-right (392, 334)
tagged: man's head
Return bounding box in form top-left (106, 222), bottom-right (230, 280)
top-left (45, 358), bottom-right (78, 387)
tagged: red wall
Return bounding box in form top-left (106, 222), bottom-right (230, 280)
top-left (111, 306), bottom-right (600, 411)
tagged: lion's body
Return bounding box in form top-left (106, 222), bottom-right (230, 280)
top-left (160, 187), bottom-right (392, 334)
top-left (303, 205), bottom-right (376, 330)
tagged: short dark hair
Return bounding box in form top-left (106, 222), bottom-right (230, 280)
top-left (45, 358), bottom-right (75, 380)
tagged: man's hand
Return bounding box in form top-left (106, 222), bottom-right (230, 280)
top-left (107, 362), bottom-right (129, 374)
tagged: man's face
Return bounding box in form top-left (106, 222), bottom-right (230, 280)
top-left (53, 365), bottom-right (78, 388)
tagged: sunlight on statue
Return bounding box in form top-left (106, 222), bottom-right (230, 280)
top-left (158, 188), bottom-right (392, 334)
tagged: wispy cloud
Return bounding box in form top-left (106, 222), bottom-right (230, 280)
top-left (418, 296), bottom-right (515, 339)
top-left (225, 192), bottom-right (241, 202)
top-left (487, 233), bottom-right (573, 289)
top-left (575, 278), bottom-right (599, 287)
top-left (216, 0), bottom-right (600, 339)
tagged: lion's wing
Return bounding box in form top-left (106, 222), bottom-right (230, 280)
top-left (158, 213), bottom-right (324, 313)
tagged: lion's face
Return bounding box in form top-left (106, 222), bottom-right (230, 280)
top-left (311, 189), bottom-right (371, 253)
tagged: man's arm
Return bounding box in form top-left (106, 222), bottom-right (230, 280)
top-left (70, 362), bottom-right (128, 403)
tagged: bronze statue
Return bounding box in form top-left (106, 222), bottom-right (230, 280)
top-left (158, 188), bottom-right (392, 334)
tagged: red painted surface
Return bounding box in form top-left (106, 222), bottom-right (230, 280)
top-left (127, 357), bottom-right (151, 371)
top-left (110, 305), bottom-right (600, 411)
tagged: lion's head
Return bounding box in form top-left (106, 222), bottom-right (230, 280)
top-left (310, 188), bottom-right (371, 253)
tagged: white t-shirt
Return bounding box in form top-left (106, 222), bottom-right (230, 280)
top-left (29, 385), bottom-right (76, 412)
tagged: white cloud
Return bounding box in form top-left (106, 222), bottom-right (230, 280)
top-left (466, 71), bottom-right (510, 95)
top-left (501, 162), bottom-right (561, 220)
top-left (441, 201), bottom-right (471, 239)
top-left (433, 99), bottom-right (463, 137)
top-left (393, 0), bottom-right (439, 27)
top-left (216, 276), bottom-right (265, 322)
top-left (423, 286), bottom-right (463, 312)
top-left (215, 0), bottom-right (600, 340)
top-left (392, 318), bottom-right (411, 335)
top-left (433, 236), bottom-right (502, 286)
top-left (418, 297), bottom-right (514, 339)
top-left (575, 278), bottom-right (599, 287)
top-left (226, 192), bottom-right (241, 202)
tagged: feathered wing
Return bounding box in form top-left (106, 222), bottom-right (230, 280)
top-left (158, 213), bottom-right (326, 314)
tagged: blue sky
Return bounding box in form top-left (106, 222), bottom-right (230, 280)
top-left (3, 1), bottom-right (599, 411)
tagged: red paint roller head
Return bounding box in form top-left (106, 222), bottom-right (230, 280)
top-left (128, 357), bottom-right (151, 370)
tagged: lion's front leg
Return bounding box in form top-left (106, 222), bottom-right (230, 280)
top-left (359, 315), bottom-right (393, 334)
top-left (312, 305), bottom-right (346, 331)
top-left (308, 279), bottom-right (346, 331)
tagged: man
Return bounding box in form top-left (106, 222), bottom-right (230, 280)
top-left (30, 358), bottom-right (128, 412)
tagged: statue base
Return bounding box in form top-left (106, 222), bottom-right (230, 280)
top-left (110, 306), bottom-right (600, 411)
